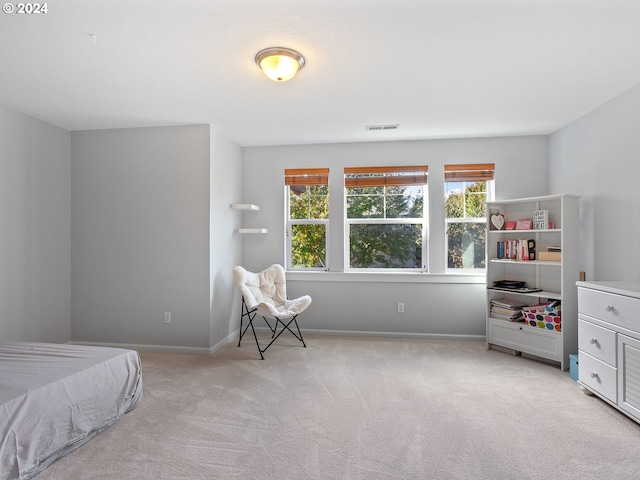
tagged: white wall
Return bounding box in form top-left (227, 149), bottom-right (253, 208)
top-left (0, 105), bottom-right (71, 342)
top-left (549, 83), bottom-right (640, 282)
top-left (209, 126), bottom-right (243, 349)
top-left (241, 136), bottom-right (549, 337)
top-left (71, 125), bottom-right (212, 349)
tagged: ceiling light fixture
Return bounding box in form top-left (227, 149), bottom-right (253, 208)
top-left (255, 47), bottom-right (305, 82)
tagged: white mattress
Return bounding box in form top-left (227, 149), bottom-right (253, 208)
top-left (0, 342), bottom-right (142, 480)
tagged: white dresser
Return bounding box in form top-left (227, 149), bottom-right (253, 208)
top-left (577, 281), bottom-right (640, 423)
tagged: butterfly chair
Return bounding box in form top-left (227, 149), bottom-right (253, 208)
top-left (233, 264), bottom-right (311, 359)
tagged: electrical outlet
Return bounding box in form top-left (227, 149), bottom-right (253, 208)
top-left (397, 303), bottom-right (404, 313)
top-left (164, 312), bottom-right (171, 324)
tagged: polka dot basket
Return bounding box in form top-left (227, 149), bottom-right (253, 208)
top-left (523, 303), bottom-right (561, 332)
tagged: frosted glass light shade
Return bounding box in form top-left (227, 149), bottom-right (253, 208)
top-left (255, 47), bottom-right (305, 82)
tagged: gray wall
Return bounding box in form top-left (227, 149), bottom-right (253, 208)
top-left (549, 83), bottom-right (640, 282)
top-left (9, 79), bottom-right (639, 346)
top-left (0, 105), bottom-right (71, 342)
top-left (71, 125), bottom-right (212, 350)
top-left (209, 126), bottom-right (243, 349)
top-left (241, 136), bottom-right (549, 338)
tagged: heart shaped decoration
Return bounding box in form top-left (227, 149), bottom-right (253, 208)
top-left (491, 214), bottom-right (505, 230)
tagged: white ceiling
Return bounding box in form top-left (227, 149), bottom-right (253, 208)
top-left (2, 0), bottom-right (640, 147)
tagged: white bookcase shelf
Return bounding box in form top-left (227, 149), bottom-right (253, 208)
top-left (487, 288), bottom-right (562, 300)
top-left (485, 194), bottom-right (580, 370)
top-left (231, 203), bottom-right (267, 234)
top-left (489, 259), bottom-right (561, 266)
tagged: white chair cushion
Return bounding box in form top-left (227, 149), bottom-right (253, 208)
top-left (256, 295), bottom-right (312, 319)
top-left (233, 264), bottom-right (312, 319)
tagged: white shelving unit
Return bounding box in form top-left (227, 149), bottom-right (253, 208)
top-left (485, 194), bottom-right (580, 370)
top-left (231, 203), bottom-right (268, 234)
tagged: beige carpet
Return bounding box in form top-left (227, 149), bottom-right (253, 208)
top-left (36, 335), bottom-right (640, 480)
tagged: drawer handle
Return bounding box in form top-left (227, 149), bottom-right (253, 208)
top-left (590, 371), bottom-right (599, 379)
top-left (606, 304), bottom-right (614, 312)
top-left (590, 337), bottom-right (598, 345)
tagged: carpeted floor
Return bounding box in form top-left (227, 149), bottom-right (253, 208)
top-left (37, 335), bottom-right (640, 479)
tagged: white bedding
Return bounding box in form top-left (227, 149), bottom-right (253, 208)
top-left (0, 342), bottom-right (142, 480)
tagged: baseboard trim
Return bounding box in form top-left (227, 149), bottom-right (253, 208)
top-left (70, 330), bottom-right (485, 355)
top-left (69, 341), bottom-right (213, 355)
top-left (304, 329), bottom-right (485, 342)
top-left (210, 330), bottom-right (239, 355)
top-left (254, 327), bottom-right (486, 342)
top-left (70, 331), bottom-right (240, 356)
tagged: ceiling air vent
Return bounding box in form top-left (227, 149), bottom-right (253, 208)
top-left (366, 124), bottom-right (399, 131)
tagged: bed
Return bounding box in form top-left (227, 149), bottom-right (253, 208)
top-left (0, 342), bottom-right (142, 480)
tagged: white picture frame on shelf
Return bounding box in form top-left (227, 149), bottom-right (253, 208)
top-left (533, 209), bottom-right (548, 230)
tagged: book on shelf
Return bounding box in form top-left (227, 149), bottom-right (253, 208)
top-left (495, 239), bottom-right (536, 261)
top-left (490, 297), bottom-right (525, 321)
top-left (492, 307), bottom-right (523, 317)
top-left (490, 280), bottom-right (542, 294)
top-left (491, 306), bottom-right (517, 314)
top-left (493, 280), bottom-right (526, 289)
top-left (489, 286), bottom-right (542, 293)
top-left (491, 312), bottom-right (524, 321)
top-left (491, 297), bottom-right (526, 308)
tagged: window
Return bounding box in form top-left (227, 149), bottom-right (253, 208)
top-left (285, 168), bottom-right (329, 270)
top-left (444, 163), bottom-right (495, 271)
top-left (345, 166), bottom-right (428, 270)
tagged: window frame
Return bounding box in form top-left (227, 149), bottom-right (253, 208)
top-left (444, 163), bottom-right (495, 273)
top-left (344, 166), bottom-right (428, 273)
top-left (285, 168), bottom-right (330, 271)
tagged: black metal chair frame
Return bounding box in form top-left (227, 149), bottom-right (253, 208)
top-left (238, 296), bottom-right (306, 360)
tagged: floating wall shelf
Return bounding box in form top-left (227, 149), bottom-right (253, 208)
top-left (231, 203), bottom-right (267, 234)
top-left (231, 203), bottom-right (260, 211)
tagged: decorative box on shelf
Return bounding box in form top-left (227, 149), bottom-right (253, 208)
top-left (538, 251), bottom-right (561, 261)
top-left (523, 303), bottom-right (561, 332)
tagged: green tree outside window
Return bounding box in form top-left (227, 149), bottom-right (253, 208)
top-left (345, 166), bottom-right (427, 270)
top-left (289, 185), bottom-right (328, 268)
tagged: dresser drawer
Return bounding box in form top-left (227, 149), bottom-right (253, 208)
top-left (579, 351), bottom-right (617, 402)
top-left (578, 287), bottom-right (640, 331)
top-left (578, 318), bottom-right (616, 365)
